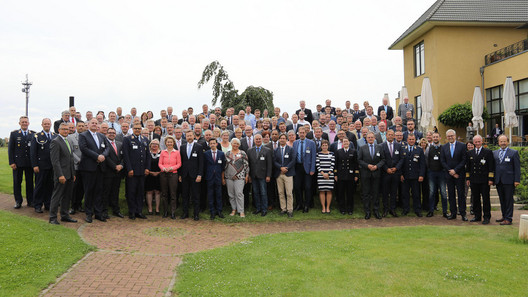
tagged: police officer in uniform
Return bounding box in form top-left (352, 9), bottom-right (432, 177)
top-left (8, 116), bottom-right (35, 208)
top-left (31, 118), bottom-right (56, 213)
top-left (466, 135), bottom-right (495, 224)
top-left (123, 123), bottom-right (151, 220)
top-left (334, 138), bottom-right (359, 215)
top-left (400, 134), bottom-right (426, 217)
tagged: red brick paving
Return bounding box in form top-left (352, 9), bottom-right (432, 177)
top-left (1, 193), bottom-right (526, 297)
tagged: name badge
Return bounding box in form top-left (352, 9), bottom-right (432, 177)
top-left (433, 155), bottom-right (439, 160)
top-left (192, 153), bottom-right (197, 157)
top-left (376, 152), bottom-right (380, 157)
top-left (395, 150), bottom-right (399, 155)
top-left (480, 159), bottom-right (486, 164)
top-left (28, 142), bottom-right (31, 146)
top-left (236, 154), bottom-right (241, 157)
top-left (349, 170), bottom-right (354, 174)
top-left (306, 150), bottom-right (310, 154)
top-left (218, 160), bottom-right (222, 164)
top-left (260, 156), bottom-right (265, 160)
top-left (101, 143), bottom-right (105, 148)
top-left (132, 145), bottom-right (138, 150)
top-left (74, 145), bottom-right (79, 149)
top-left (284, 154), bottom-right (289, 159)
top-left (413, 158), bottom-right (418, 162)
top-left (505, 157), bottom-right (510, 162)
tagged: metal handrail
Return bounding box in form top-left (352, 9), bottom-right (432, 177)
top-left (485, 39), bottom-right (528, 65)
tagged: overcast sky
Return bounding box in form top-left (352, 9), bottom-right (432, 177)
top-left (0, 0), bottom-right (437, 137)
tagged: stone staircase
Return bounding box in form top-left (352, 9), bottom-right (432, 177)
top-left (466, 186), bottom-right (525, 209)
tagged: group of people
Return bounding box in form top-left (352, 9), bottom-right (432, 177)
top-left (8, 96), bottom-right (521, 225)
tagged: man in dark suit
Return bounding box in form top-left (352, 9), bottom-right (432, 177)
top-left (490, 123), bottom-right (503, 144)
top-left (351, 103), bottom-right (365, 122)
top-left (79, 118), bottom-right (111, 223)
top-left (68, 120), bottom-right (85, 214)
top-left (357, 131), bottom-right (385, 219)
top-left (295, 100), bottom-right (313, 124)
top-left (292, 129), bottom-right (317, 212)
top-left (440, 129), bottom-right (467, 221)
top-left (466, 135), bottom-right (495, 224)
top-left (204, 138), bottom-right (226, 220)
top-left (123, 123), bottom-right (151, 220)
top-left (286, 114), bottom-right (303, 137)
top-left (380, 129), bottom-right (404, 217)
top-left (48, 123), bottom-right (77, 224)
top-left (273, 133), bottom-right (296, 217)
top-left (53, 110), bottom-right (70, 133)
top-left (493, 135), bottom-right (521, 225)
top-left (179, 130), bottom-right (204, 220)
top-left (335, 138), bottom-right (359, 215)
top-left (402, 119), bottom-right (423, 142)
top-left (400, 134), bottom-right (426, 217)
top-left (377, 95), bottom-right (394, 120)
top-left (102, 128), bottom-right (125, 219)
top-left (31, 118), bottom-right (56, 213)
top-left (247, 134), bottom-right (273, 216)
top-left (8, 116), bottom-right (35, 209)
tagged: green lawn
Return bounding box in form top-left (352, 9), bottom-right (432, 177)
top-left (0, 147), bottom-right (16, 194)
top-left (175, 226), bottom-right (528, 297)
top-left (0, 210), bottom-right (94, 297)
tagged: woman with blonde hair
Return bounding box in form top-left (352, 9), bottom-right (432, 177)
top-left (145, 139), bottom-right (161, 215)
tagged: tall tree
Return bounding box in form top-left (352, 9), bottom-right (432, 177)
top-left (237, 86), bottom-right (274, 114)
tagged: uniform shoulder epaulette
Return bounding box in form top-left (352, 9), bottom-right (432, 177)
top-left (35, 133), bottom-right (40, 138)
top-left (12, 129), bottom-right (19, 133)
top-left (29, 130), bottom-right (36, 133)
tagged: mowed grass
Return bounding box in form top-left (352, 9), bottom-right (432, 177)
top-left (0, 147), bottom-right (17, 194)
top-left (175, 226), bottom-right (528, 297)
top-left (0, 210), bottom-right (94, 297)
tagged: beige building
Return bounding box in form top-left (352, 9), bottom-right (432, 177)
top-left (389, 0), bottom-right (528, 140)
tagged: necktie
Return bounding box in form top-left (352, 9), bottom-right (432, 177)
top-left (316, 139), bottom-right (320, 148)
top-left (64, 138), bottom-right (71, 153)
top-left (248, 138), bottom-right (251, 148)
top-left (389, 142), bottom-right (393, 157)
top-left (409, 146), bottom-right (413, 153)
top-left (257, 146), bottom-right (260, 155)
top-left (450, 143), bottom-right (454, 157)
top-left (93, 133), bottom-right (100, 147)
top-left (273, 142), bottom-right (277, 150)
top-left (111, 123), bottom-right (114, 129)
top-left (370, 144), bottom-right (374, 158)
top-left (476, 148), bottom-right (480, 155)
top-left (111, 141), bottom-right (117, 154)
top-left (23, 131), bottom-right (26, 137)
top-left (187, 144), bottom-right (192, 159)
top-left (47, 133), bottom-right (51, 140)
top-left (281, 147), bottom-right (284, 165)
top-left (213, 151), bottom-right (216, 162)
top-left (499, 149), bottom-right (505, 163)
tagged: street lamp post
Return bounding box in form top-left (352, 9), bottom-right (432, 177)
top-left (21, 74), bottom-right (32, 117)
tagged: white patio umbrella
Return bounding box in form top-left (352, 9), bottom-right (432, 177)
top-left (400, 86), bottom-right (409, 103)
top-left (503, 76), bottom-right (518, 141)
top-left (420, 77), bottom-right (436, 129)
top-left (471, 86), bottom-right (484, 135)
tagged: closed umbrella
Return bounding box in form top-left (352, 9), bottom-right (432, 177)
top-left (420, 77), bottom-right (436, 129)
top-left (400, 86), bottom-right (409, 104)
top-left (471, 86), bottom-right (484, 135)
top-left (503, 76), bottom-right (518, 142)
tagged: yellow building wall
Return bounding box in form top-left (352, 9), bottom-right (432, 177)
top-left (401, 25), bottom-right (527, 139)
top-left (484, 52), bottom-right (528, 88)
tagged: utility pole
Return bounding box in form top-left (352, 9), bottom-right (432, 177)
top-left (21, 74), bottom-right (32, 117)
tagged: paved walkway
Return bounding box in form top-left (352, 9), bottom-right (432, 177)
top-left (1, 193), bottom-right (526, 297)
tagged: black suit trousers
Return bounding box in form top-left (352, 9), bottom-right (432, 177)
top-left (496, 182), bottom-right (514, 222)
top-left (33, 169), bottom-right (53, 209)
top-left (182, 176), bottom-right (201, 216)
top-left (382, 173), bottom-right (399, 211)
top-left (361, 175), bottom-right (380, 213)
top-left (337, 179), bottom-right (355, 212)
top-left (126, 175), bottom-right (145, 215)
top-left (294, 164), bottom-right (312, 208)
top-left (402, 179), bottom-right (421, 213)
top-left (103, 174), bottom-right (122, 214)
top-left (446, 176), bottom-right (466, 216)
top-left (471, 182), bottom-right (490, 219)
top-left (81, 168), bottom-right (104, 217)
top-left (13, 167), bottom-right (33, 205)
top-left (71, 172), bottom-right (84, 210)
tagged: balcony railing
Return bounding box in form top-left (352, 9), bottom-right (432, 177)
top-left (485, 39), bottom-right (528, 65)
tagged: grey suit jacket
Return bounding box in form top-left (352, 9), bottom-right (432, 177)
top-left (50, 136), bottom-right (75, 180)
top-left (67, 132), bottom-right (81, 171)
top-left (398, 103), bottom-right (415, 118)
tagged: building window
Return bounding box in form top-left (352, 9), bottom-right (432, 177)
top-left (415, 95), bottom-right (422, 123)
top-left (414, 41), bottom-right (425, 77)
top-left (486, 78), bottom-right (528, 136)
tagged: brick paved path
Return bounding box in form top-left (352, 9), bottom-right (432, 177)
top-left (1, 193), bottom-right (526, 296)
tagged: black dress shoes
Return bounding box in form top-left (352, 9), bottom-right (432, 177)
top-left (401, 211), bottom-right (408, 216)
top-left (163, 211), bottom-right (169, 218)
top-left (49, 219), bottom-right (60, 225)
top-left (446, 215), bottom-right (456, 220)
top-left (252, 210), bottom-right (261, 215)
top-left (495, 218), bottom-right (505, 222)
top-left (129, 213), bottom-right (136, 220)
top-left (85, 216), bottom-right (93, 223)
top-left (287, 212), bottom-right (293, 218)
top-left (171, 212), bottom-right (176, 220)
top-left (193, 215), bottom-right (199, 221)
top-left (217, 212), bottom-right (225, 218)
top-left (461, 215), bottom-right (468, 222)
top-left (364, 212), bottom-right (371, 220)
top-left (482, 219), bottom-right (490, 225)
top-left (180, 213), bottom-right (189, 219)
top-left (303, 207), bottom-right (309, 213)
top-left (210, 213), bottom-right (215, 220)
top-left (374, 211), bottom-right (382, 220)
top-left (348, 211), bottom-right (353, 215)
top-left (341, 211), bottom-right (346, 215)
top-left (14, 203), bottom-right (22, 209)
top-left (382, 210), bottom-right (388, 218)
top-left (470, 217), bottom-right (481, 222)
top-left (103, 213), bottom-right (110, 220)
top-left (69, 209), bottom-right (77, 215)
top-left (261, 211), bottom-right (267, 217)
top-left (389, 210), bottom-right (398, 217)
top-left (35, 208), bottom-right (43, 213)
top-left (135, 213), bottom-right (147, 219)
top-left (426, 212), bottom-right (434, 217)
top-left (61, 217), bottom-right (78, 223)
top-left (95, 216), bottom-right (107, 222)
top-left (415, 212), bottom-right (423, 218)
top-left (443, 213), bottom-right (448, 218)
top-left (113, 212), bottom-right (125, 218)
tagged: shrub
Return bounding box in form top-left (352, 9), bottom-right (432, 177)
top-left (438, 102), bottom-right (490, 128)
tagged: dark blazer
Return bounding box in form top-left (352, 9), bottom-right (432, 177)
top-left (286, 123), bottom-right (304, 135)
top-left (331, 132), bottom-right (357, 149)
top-left (351, 110), bottom-right (365, 122)
top-left (357, 143), bottom-right (385, 178)
top-left (8, 129), bottom-right (34, 167)
top-left (377, 105), bottom-right (394, 120)
top-left (78, 131), bottom-right (110, 172)
top-left (292, 138), bottom-right (317, 174)
top-left (466, 148), bottom-right (494, 183)
top-left (400, 145), bottom-right (426, 179)
top-left (239, 136), bottom-right (254, 153)
top-left (30, 131), bottom-right (56, 170)
top-left (122, 135), bottom-right (151, 176)
top-left (103, 140), bottom-right (124, 177)
top-left (204, 149), bottom-right (225, 183)
top-left (247, 146), bottom-right (273, 179)
top-left (179, 142), bottom-right (204, 178)
top-left (53, 119), bottom-right (68, 134)
top-left (306, 132), bottom-right (329, 141)
top-left (440, 141), bottom-right (466, 177)
top-left (273, 145), bottom-right (296, 178)
top-left (403, 130), bottom-right (423, 142)
top-left (296, 108), bottom-right (313, 123)
top-left (148, 132), bottom-right (161, 142)
top-left (380, 141), bottom-right (404, 173)
top-left (493, 148), bottom-right (521, 185)
top-left (50, 136), bottom-right (75, 180)
top-left (335, 148), bottom-right (359, 181)
top-left (330, 140), bottom-right (356, 154)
